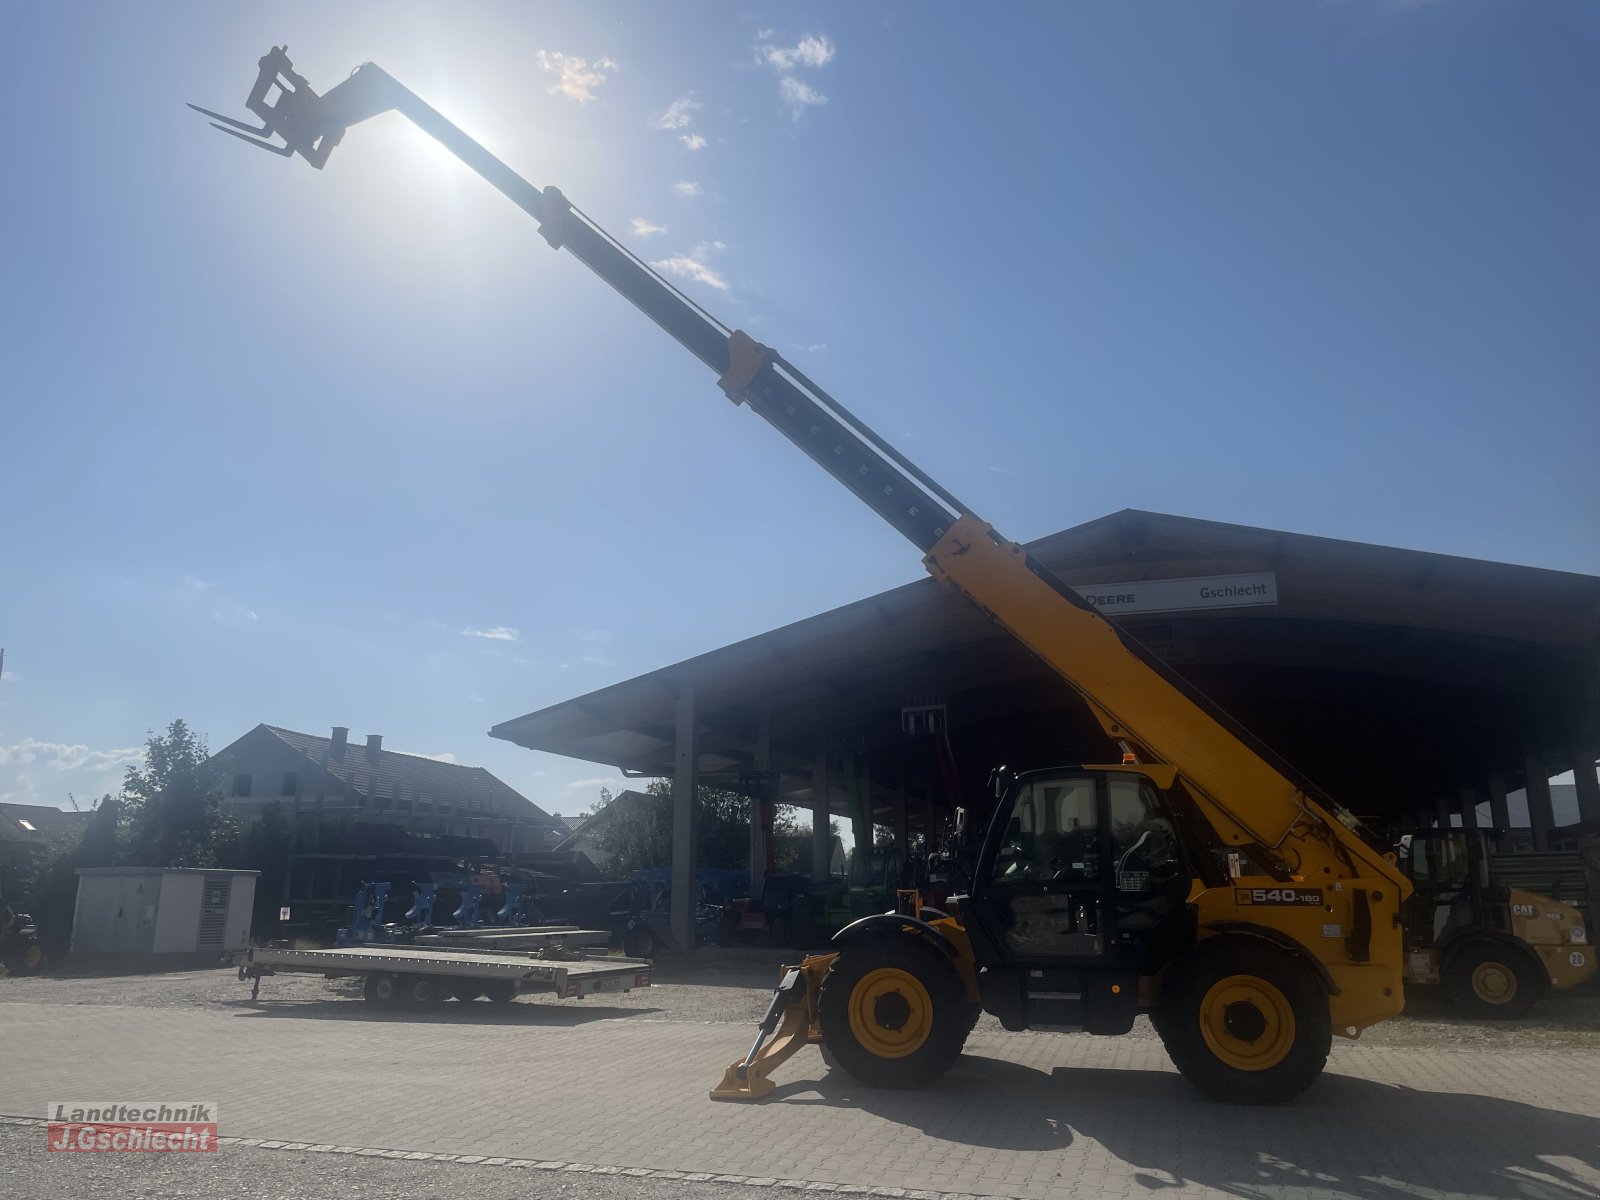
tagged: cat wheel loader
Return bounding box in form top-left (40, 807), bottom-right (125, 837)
top-left (192, 48), bottom-right (1412, 1105)
top-left (1399, 828), bottom-right (1593, 1018)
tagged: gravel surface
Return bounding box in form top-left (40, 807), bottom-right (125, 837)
top-left (1, 945), bottom-right (1595, 1049)
top-left (0, 1124), bottom-right (784, 1200)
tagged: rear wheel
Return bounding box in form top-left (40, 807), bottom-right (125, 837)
top-left (624, 925), bottom-right (660, 959)
top-left (363, 973), bottom-right (400, 1010)
top-left (818, 935), bottom-right (969, 1090)
top-left (1445, 941), bottom-right (1540, 1020)
top-left (1156, 939), bottom-right (1331, 1105)
top-left (15, 941), bottom-right (46, 975)
top-left (399, 975), bottom-right (447, 1009)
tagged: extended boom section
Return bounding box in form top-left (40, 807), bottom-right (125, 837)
top-left (194, 49), bottom-right (1411, 1106)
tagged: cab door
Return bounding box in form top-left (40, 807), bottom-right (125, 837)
top-left (972, 773), bottom-right (1110, 964)
top-left (966, 769), bottom-right (1188, 1032)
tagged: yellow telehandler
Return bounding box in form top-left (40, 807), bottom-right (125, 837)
top-left (192, 48), bottom-right (1412, 1105)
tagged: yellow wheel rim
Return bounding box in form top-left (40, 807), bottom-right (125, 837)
top-left (1471, 962), bottom-right (1516, 1005)
top-left (1199, 974), bottom-right (1296, 1072)
top-left (846, 967), bottom-right (934, 1059)
top-left (23, 945), bottom-right (42, 970)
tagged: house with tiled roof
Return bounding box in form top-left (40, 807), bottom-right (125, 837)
top-left (208, 725), bottom-right (559, 855)
top-left (0, 802), bottom-right (91, 878)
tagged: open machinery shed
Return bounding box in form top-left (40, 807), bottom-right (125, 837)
top-left (491, 510), bottom-right (1600, 948)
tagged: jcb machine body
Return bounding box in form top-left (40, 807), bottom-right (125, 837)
top-left (194, 49), bottom-right (1412, 1105)
top-left (1399, 829), bottom-right (1593, 1018)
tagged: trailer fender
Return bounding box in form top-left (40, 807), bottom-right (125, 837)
top-left (1199, 921), bottom-right (1340, 996)
top-left (832, 913), bottom-right (959, 959)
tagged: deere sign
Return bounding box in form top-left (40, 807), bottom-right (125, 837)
top-left (1076, 572), bottom-right (1278, 616)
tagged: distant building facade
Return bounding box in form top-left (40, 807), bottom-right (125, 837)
top-left (209, 725), bottom-right (559, 855)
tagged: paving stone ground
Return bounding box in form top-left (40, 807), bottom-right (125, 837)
top-left (3, 985), bottom-right (1598, 1200)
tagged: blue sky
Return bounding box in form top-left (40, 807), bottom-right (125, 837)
top-left (2, 1), bottom-right (1596, 816)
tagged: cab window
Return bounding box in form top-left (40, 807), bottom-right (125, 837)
top-left (991, 776), bottom-right (1098, 883)
top-left (1107, 776), bottom-right (1179, 893)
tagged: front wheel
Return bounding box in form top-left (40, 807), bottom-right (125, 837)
top-left (1155, 938), bottom-right (1331, 1105)
top-left (817, 934), bottom-right (969, 1090)
top-left (1444, 941), bottom-right (1541, 1020)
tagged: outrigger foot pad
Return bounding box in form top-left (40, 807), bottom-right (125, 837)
top-left (707, 957), bottom-right (832, 1102)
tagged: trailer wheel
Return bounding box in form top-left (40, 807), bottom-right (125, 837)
top-left (450, 979), bottom-right (485, 1003)
top-left (482, 980), bottom-right (517, 1006)
top-left (363, 973), bottom-right (400, 1010)
top-left (398, 975), bottom-right (447, 1009)
top-left (16, 941), bottom-right (46, 975)
top-left (817, 934), bottom-right (968, 1090)
top-left (1444, 941), bottom-right (1541, 1019)
top-left (624, 926), bottom-right (660, 959)
top-left (1156, 938), bottom-right (1330, 1105)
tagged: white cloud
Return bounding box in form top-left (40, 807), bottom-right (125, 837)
top-left (534, 50), bottom-right (616, 104)
top-left (651, 249), bottom-right (729, 290)
top-left (779, 77), bottom-right (828, 113)
top-left (567, 776), bottom-right (622, 791)
top-left (630, 217), bottom-right (667, 237)
top-left (578, 654), bottom-right (616, 667)
top-left (469, 692), bottom-right (487, 703)
top-left (1, 670), bottom-right (19, 683)
top-left (649, 96), bottom-right (700, 130)
top-left (181, 575), bottom-right (219, 591)
top-left (212, 603), bottom-right (258, 625)
top-left (574, 625), bottom-right (613, 643)
top-left (0, 739), bottom-right (142, 774)
top-left (671, 181), bottom-right (701, 197)
top-left (760, 33), bottom-right (835, 71)
top-left (461, 626), bottom-right (520, 641)
top-left (416, 752), bottom-right (457, 764)
top-left (680, 134), bottom-right (707, 151)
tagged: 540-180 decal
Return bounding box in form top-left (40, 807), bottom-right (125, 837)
top-left (1235, 887), bottom-right (1324, 907)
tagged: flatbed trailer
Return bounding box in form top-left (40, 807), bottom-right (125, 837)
top-left (412, 926), bottom-right (612, 952)
top-left (235, 944), bottom-right (652, 1009)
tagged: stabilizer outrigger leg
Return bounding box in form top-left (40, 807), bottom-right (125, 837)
top-left (709, 956), bottom-right (832, 1101)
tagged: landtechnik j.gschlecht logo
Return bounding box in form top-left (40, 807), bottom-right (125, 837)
top-left (46, 1100), bottom-right (218, 1152)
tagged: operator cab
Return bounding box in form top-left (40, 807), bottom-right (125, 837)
top-left (959, 765), bottom-right (1197, 1035)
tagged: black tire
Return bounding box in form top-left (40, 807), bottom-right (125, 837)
top-left (716, 907), bottom-right (739, 947)
top-left (817, 934), bottom-right (968, 1090)
top-left (1444, 940), bottom-right (1541, 1020)
top-left (450, 979), bottom-right (485, 1003)
top-left (624, 926), bottom-right (659, 959)
top-left (1155, 938), bottom-right (1331, 1105)
top-left (398, 975), bottom-right (447, 1009)
top-left (14, 941), bottom-right (46, 976)
top-left (482, 980), bottom-right (517, 1006)
top-left (363, 973), bottom-right (400, 1010)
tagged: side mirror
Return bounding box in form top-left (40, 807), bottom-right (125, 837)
top-left (987, 765), bottom-right (1013, 799)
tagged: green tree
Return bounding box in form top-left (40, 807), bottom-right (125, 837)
top-left (120, 719), bottom-right (230, 868)
top-left (31, 793), bottom-right (121, 957)
top-left (218, 801), bottom-right (294, 931)
top-left (582, 779), bottom-right (782, 875)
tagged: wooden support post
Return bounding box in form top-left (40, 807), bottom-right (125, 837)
top-left (1458, 784), bottom-right (1479, 833)
top-left (671, 678), bottom-right (698, 952)
top-left (751, 710), bottom-right (770, 904)
top-left (812, 742), bottom-right (831, 883)
top-left (1488, 774), bottom-right (1511, 831)
top-left (1572, 750), bottom-right (1600, 824)
top-left (1524, 752), bottom-right (1554, 851)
